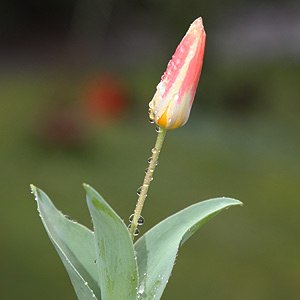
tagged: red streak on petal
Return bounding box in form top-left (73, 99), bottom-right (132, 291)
top-left (179, 23), bottom-right (206, 105)
top-left (162, 27), bottom-right (196, 98)
top-left (161, 18), bottom-right (206, 106)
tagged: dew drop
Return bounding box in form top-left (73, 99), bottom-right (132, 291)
top-left (151, 148), bottom-right (156, 154)
top-left (160, 82), bottom-right (166, 94)
top-left (147, 157), bottom-right (152, 163)
top-left (136, 186), bottom-right (142, 196)
top-left (137, 216), bottom-right (145, 225)
top-left (94, 259), bottom-right (97, 264)
top-left (127, 224), bottom-right (139, 235)
top-left (72, 219), bottom-right (78, 223)
top-left (64, 215), bottom-right (72, 220)
top-left (189, 49), bottom-right (195, 56)
top-left (149, 118), bottom-right (155, 124)
top-left (145, 168), bottom-right (148, 174)
top-left (155, 126), bottom-right (160, 133)
top-left (129, 214), bottom-right (134, 223)
top-left (155, 160), bottom-right (159, 166)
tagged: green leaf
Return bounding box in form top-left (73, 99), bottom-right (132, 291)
top-left (134, 197), bottom-right (242, 300)
top-left (85, 184), bottom-right (138, 300)
top-left (31, 185), bottom-right (100, 300)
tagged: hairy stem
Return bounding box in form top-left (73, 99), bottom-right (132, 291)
top-left (129, 127), bottom-right (167, 240)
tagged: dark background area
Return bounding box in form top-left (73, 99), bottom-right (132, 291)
top-left (1, 0), bottom-right (300, 299)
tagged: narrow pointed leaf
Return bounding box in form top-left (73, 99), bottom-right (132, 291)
top-left (31, 185), bottom-right (100, 300)
top-left (134, 197), bottom-right (242, 300)
top-left (85, 184), bottom-right (138, 300)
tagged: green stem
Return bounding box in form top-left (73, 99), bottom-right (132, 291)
top-left (129, 127), bottom-right (167, 240)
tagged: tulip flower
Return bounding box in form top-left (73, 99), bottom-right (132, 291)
top-left (149, 17), bottom-right (206, 129)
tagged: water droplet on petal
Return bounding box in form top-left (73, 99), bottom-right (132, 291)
top-left (149, 118), bottom-right (155, 124)
top-left (160, 82), bottom-right (166, 94)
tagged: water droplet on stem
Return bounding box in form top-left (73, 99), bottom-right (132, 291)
top-left (129, 214), bottom-right (134, 222)
top-left (136, 186), bottom-right (142, 196)
top-left (137, 216), bottom-right (145, 225)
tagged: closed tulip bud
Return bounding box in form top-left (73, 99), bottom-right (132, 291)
top-left (149, 17), bottom-right (206, 129)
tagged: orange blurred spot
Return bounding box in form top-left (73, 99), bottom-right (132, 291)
top-left (83, 75), bottom-right (128, 123)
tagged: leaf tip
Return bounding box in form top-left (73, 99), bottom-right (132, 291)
top-left (82, 183), bottom-right (90, 191)
top-left (233, 199), bottom-right (243, 207)
top-left (30, 184), bottom-right (38, 199)
top-left (223, 197), bottom-right (243, 207)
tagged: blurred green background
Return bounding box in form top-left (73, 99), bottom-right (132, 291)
top-left (1, 0), bottom-right (300, 299)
